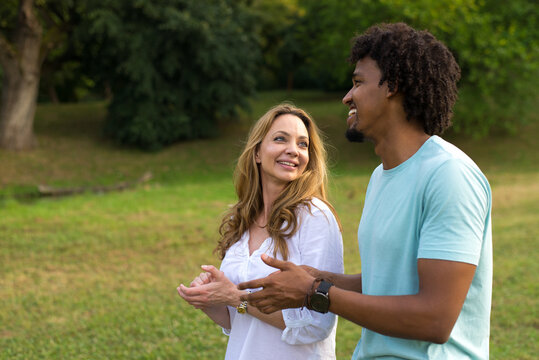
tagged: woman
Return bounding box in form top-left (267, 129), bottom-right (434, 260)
top-left (178, 104), bottom-right (343, 359)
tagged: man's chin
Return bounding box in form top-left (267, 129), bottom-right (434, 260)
top-left (345, 128), bottom-right (365, 143)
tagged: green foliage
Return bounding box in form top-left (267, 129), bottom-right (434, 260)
top-left (0, 0), bottom-right (18, 33)
top-left (82, 0), bottom-right (259, 150)
top-left (275, 0), bottom-right (396, 90)
top-left (383, 0), bottom-right (539, 136)
top-left (266, 0), bottom-right (539, 136)
top-left (38, 0), bottom-right (98, 102)
top-left (248, 0), bottom-right (307, 89)
top-left (2, 0), bottom-right (536, 145)
top-left (3, 0), bottom-right (535, 144)
top-left (0, 0), bottom-right (96, 103)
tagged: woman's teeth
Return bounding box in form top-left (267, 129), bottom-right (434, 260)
top-left (279, 161), bottom-right (296, 167)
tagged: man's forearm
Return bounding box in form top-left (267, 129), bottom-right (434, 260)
top-left (325, 260), bottom-right (476, 343)
top-left (328, 287), bottom-right (444, 342)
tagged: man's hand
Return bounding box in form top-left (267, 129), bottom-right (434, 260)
top-left (299, 264), bottom-right (322, 278)
top-left (238, 254), bottom-right (316, 314)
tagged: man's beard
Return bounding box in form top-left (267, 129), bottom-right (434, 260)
top-left (345, 127), bottom-right (365, 143)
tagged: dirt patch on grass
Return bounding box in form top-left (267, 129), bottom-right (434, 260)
top-left (492, 172), bottom-right (539, 210)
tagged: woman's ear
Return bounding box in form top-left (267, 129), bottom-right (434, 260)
top-left (255, 152), bottom-right (261, 163)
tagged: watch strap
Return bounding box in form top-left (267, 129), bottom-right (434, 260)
top-left (316, 280), bottom-right (333, 295)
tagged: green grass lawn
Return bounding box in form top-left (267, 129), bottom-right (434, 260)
top-left (1, 91), bottom-right (538, 359)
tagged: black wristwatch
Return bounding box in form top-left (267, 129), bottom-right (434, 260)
top-left (309, 280), bottom-right (333, 313)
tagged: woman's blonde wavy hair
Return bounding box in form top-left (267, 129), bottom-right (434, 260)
top-left (216, 103), bottom-right (340, 260)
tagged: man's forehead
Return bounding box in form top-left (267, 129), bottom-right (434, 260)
top-left (353, 57), bottom-right (380, 76)
top-left (352, 64), bottom-right (363, 76)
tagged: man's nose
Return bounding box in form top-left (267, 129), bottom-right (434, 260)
top-left (342, 88), bottom-right (353, 105)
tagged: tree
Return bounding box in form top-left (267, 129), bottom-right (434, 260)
top-left (0, 0), bottom-right (79, 150)
top-left (0, 0), bottom-right (43, 150)
top-left (83, 0), bottom-right (260, 150)
top-left (287, 0), bottom-right (538, 136)
top-left (248, 0), bottom-right (304, 90)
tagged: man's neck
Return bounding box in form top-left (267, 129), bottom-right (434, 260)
top-left (374, 125), bottom-right (431, 170)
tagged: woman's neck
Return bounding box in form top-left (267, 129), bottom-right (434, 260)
top-left (259, 181), bottom-right (285, 226)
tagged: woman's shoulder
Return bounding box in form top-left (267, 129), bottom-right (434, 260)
top-left (299, 197), bottom-right (336, 220)
top-left (295, 198), bottom-right (341, 240)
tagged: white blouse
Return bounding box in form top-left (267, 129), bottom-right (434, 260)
top-left (220, 198), bottom-right (344, 360)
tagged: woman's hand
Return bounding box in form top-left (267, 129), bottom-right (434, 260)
top-left (177, 265), bottom-right (242, 310)
top-left (189, 270), bottom-right (213, 287)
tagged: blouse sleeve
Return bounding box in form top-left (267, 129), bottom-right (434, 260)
top-left (281, 202), bottom-right (344, 345)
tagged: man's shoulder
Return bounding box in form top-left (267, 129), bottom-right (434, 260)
top-left (421, 136), bottom-right (482, 173)
top-left (426, 136), bottom-right (468, 159)
top-left (423, 138), bottom-right (491, 200)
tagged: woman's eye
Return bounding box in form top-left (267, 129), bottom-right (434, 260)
top-left (299, 142), bottom-right (309, 148)
top-left (274, 136), bottom-right (285, 142)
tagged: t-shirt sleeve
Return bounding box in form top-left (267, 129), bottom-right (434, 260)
top-left (418, 159), bottom-right (490, 265)
top-left (281, 203), bottom-right (344, 345)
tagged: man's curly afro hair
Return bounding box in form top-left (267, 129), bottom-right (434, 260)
top-left (349, 23), bottom-right (461, 135)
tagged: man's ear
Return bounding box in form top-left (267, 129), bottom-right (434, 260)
top-left (386, 82), bottom-right (399, 98)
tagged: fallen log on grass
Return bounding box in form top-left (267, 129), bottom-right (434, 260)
top-left (37, 171), bottom-right (153, 197)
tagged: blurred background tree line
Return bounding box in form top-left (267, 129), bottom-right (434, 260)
top-left (0, 0), bottom-right (537, 150)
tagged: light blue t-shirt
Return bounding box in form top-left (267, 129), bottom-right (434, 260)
top-left (352, 136), bottom-right (492, 360)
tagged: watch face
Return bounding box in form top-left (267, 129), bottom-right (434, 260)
top-left (310, 293), bottom-right (329, 313)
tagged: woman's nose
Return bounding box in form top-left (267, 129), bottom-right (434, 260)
top-left (286, 142), bottom-right (299, 155)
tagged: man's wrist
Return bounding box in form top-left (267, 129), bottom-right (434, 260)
top-left (320, 271), bottom-right (336, 285)
top-left (303, 277), bottom-right (322, 310)
top-left (308, 280), bottom-right (333, 313)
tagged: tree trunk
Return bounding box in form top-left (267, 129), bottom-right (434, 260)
top-left (286, 71), bottom-right (294, 92)
top-left (0, 0), bottom-right (43, 150)
top-left (47, 85), bottom-right (59, 103)
top-left (104, 80), bottom-right (113, 101)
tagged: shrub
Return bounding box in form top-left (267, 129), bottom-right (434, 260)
top-left (85, 0), bottom-right (259, 149)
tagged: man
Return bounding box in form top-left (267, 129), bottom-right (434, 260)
top-left (239, 23), bottom-right (492, 359)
